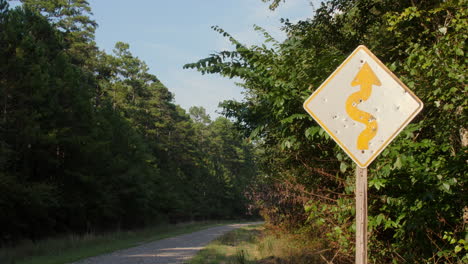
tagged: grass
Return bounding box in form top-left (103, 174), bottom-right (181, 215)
top-left (189, 225), bottom-right (330, 264)
top-left (189, 225), bottom-right (262, 264)
top-left (0, 221), bottom-right (237, 264)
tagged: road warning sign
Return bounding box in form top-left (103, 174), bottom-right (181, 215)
top-left (303, 45), bottom-right (423, 168)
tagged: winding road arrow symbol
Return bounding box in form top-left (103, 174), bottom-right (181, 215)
top-left (346, 62), bottom-right (381, 151)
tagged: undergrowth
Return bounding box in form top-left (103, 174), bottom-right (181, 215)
top-left (189, 224), bottom-right (340, 264)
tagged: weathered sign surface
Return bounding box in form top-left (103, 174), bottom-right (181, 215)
top-left (303, 45), bottom-right (423, 167)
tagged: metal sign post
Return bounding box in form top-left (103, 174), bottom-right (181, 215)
top-left (303, 45), bottom-right (423, 263)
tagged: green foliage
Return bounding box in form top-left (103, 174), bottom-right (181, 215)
top-left (261, 0), bottom-right (284, 11)
top-left (0, 0), bottom-right (258, 246)
top-left (16, 0), bottom-right (98, 66)
top-left (185, 0), bottom-right (467, 262)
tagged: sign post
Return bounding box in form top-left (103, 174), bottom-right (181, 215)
top-left (355, 167), bottom-right (367, 263)
top-left (303, 45), bottom-right (423, 263)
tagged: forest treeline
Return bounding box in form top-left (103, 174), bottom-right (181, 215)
top-left (0, 0), bottom-right (257, 244)
top-left (186, 0), bottom-right (467, 263)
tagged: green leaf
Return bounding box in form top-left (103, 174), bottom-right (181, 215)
top-left (305, 126), bottom-right (320, 139)
top-left (337, 153), bottom-right (343, 161)
top-left (443, 183), bottom-right (450, 192)
top-left (281, 113), bottom-right (307, 124)
top-left (340, 162), bottom-right (348, 173)
top-left (393, 157), bottom-right (402, 170)
top-left (376, 214), bottom-right (385, 226)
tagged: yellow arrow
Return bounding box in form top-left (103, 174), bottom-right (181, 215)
top-left (346, 62), bottom-right (381, 151)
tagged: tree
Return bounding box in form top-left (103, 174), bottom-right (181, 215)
top-left (0, 0), bottom-right (259, 246)
top-left (13, 0), bottom-right (98, 66)
top-left (189, 106), bottom-right (211, 125)
top-left (0, 1), bottom-right (97, 240)
top-left (0, 1), bottom-right (159, 240)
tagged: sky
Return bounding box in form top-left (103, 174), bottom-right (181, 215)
top-left (84, 1), bottom-right (431, 166)
top-left (83, 1), bottom-right (320, 117)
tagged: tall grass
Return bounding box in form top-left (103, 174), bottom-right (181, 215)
top-left (190, 224), bottom-right (335, 264)
top-left (189, 225), bottom-right (261, 264)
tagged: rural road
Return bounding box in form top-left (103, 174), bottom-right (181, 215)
top-left (72, 222), bottom-right (261, 264)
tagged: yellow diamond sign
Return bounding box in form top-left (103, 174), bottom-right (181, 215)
top-left (303, 45), bottom-right (423, 168)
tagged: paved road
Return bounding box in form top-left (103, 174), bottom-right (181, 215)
top-left (72, 222), bottom-right (261, 264)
